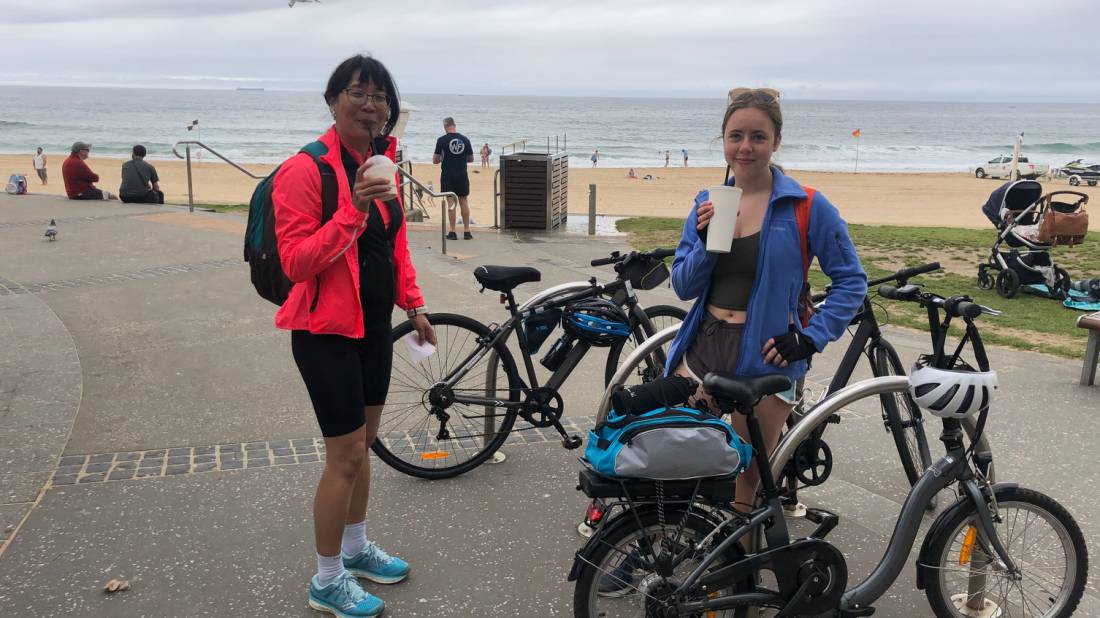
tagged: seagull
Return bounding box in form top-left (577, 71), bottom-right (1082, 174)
top-left (288, 0), bottom-right (321, 6)
top-left (45, 219), bottom-right (58, 241)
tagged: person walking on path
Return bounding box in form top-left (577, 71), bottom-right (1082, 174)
top-left (118, 145), bottom-right (164, 204)
top-left (62, 142), bottom-right (115, 200)
top-left (591, 149), bottom-right (599, 167)
top-left (32, 147), bottom-right (47, 185)
top-left (433, 117), bottom-right (474, 240)
top-left (272, 54), bottom-right (436, 618)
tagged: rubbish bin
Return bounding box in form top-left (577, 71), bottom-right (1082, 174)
top-left (500, 152), bottom-right (568, 230)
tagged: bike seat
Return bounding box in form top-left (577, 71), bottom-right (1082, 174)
top-left (473, 265), bottom-right (542, 292)
top-left (703, 371), bottom-right (792, 410)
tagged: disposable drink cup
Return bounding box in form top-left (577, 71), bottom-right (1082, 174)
top-left (705, 186), bottom-right (742, 253)
top-left (362, 155), bottom-right (398, 201)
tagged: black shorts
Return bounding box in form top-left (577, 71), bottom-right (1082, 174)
top-left (440, 174), bottom-right (470, 197)
top-left (71, 188), bottom-right (105, 200)
top-left (291, 322), bottom-right (393, 437)
top-left (120, 190), bottom-right (164, 204)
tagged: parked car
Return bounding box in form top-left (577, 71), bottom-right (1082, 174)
top-left (973, 155), bottom-right (1050, 180)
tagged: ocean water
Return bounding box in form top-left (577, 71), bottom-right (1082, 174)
top-left (2, 86), bottom-right (1098, 173)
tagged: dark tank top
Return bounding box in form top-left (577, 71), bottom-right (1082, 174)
top-left (707, 232), bottom-right (759, 311)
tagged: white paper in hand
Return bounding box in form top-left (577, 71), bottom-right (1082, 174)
top-left (401, 332), bottom-right (436, 365)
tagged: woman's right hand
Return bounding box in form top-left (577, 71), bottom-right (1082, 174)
top-left (696, 200), bottom-right (714, 230)
top-left (352, 164), bottom-right (395, 213)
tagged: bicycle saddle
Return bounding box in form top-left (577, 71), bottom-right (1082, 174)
top-left (473, 265), bottom-right (541, 292)
top-left (702, 371), bottom-right (792, 410)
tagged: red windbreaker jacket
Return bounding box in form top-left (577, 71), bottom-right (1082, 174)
top-left (272, 127), bottom-right (424, 338)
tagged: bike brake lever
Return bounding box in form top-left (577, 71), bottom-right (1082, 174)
top-left (979, 305), bottom-right (1003, 317)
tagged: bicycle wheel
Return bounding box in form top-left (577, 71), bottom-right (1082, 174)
top-left (922, 486), bottom-right (1087, 618)
top-left (573, 506), bottom-right (749, 617)
top-left (604, 304), bottom-right (686, 387)
top-left (373, 313), bottom-right (521, 479)
top-left (872, 340), bottom-right (932, 486)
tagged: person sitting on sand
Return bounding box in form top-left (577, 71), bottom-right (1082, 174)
top-left (62, 142), bottom-right (115, 200)
top-left (626, 168), bottom-right (637, 179)
top-left (119, 145), bottom-right (164, 204)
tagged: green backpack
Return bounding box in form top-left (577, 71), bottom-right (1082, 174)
top-left (243, 142), bottom-right (337, 306)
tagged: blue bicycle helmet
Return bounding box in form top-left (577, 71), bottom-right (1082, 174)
top-left (562, 299), bottom-right (631, 347)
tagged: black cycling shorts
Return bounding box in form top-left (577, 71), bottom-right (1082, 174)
top-left (440, 174), bottom-right (470, 197)
top-left (291, 322), bottom-right (393, 437)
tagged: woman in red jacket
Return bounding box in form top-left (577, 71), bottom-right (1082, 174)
top-left (273, 55), bottom-right (435, 618)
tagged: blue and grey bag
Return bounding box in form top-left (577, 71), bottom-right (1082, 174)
top-left (584, 406), bottom-right (752, 480)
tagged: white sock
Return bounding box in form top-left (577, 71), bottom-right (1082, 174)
top-left (341, 521), bottom-right (368, 556)
top-left (316, 553), bottom-right (345, 588)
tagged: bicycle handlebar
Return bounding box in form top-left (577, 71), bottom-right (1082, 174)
top-left (813, 262), bottom-right (941, 304)
top-left (877, 284), bottom-right (995, 320)
top-left (590, 247), bottom-right (675, 267)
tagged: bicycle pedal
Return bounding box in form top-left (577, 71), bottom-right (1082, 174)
top-left (804, 507), bottom-right (839, 539)
top-left (562, 435), bottom-right (583, 450)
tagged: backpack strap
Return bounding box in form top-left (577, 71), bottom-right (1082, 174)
top-left (795, 186), bottom-right (816, 287)
top-left (298, 141), bottom-right (338, 225)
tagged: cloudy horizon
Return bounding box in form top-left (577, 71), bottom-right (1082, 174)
top-left (4, 0), bottom-right (1099, 103)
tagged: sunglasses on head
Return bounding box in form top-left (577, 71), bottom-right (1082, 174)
top-left (727, 87), bottom-right (780, 104)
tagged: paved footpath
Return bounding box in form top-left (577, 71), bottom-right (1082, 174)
top-left (0, 193), bottom-right (1096, 616)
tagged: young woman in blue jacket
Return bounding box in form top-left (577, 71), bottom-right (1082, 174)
top-left (666, 88), bottom-right (867, 512)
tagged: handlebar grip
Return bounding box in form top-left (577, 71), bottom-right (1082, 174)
top-left (950, 300), bottom-right (982, 319)
top-left (896, 262), bottom-right (940, 281)
top-left (590, 256), bottom-right (617, 267)
top-left (810, 292), bottom-right (827, 303)
top-left (877, 284), bottom-right (904, 300)
top-left (651, 248), bottom-right (676, 259)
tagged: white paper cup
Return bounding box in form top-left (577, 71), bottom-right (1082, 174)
top-left (361, 154), bottom-right (398, 201)
top-left (705, 186), bottom-right (742, 253)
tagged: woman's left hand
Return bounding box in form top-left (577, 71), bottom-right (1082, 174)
top-left (411, 314), bottom-right (436, 346)
top-left (762, 330), bottom-right (817, 368)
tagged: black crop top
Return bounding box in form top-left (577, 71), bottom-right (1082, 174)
top-left (707, 232), bottom-right (759, 311)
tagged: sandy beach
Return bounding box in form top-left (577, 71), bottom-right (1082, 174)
top-left (6, 154), bottom-right (1098, 229)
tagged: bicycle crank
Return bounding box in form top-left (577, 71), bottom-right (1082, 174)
top-left (520, 387), bottom-right (582, 450)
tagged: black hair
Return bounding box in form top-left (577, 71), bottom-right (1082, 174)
top-left (132, 144), bottom-right (147, 158)
top-left (324, 54), bottom-right (401, 136)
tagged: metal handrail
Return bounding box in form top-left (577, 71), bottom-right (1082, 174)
top-left (396, 166), bottom-right (456, 255)
top-left (492, 168), bottom-right (501, 229)
top-left (396, 161), bottom-right (431, 222)
top-left (502, 139), bottom-right (527, 154)
top-left (172, 140), bottom-right (268, 213)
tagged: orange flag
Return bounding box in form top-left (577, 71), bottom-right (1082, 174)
top-left (852, 128), bottom-right (861, 138)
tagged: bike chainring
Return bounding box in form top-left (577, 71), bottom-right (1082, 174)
top-left (793, 437), bottom-right (833, 486)
top-left (520, 387), bottom-right (564, 428)
top-left (785, 540), bottom-right (848, 615)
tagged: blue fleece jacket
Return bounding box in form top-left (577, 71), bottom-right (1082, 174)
top-left (665, 167), bottom-right (867, 382)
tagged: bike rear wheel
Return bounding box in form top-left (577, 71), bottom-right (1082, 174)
top-left (374, 313), bottom-right (521, 479)
top-left (573, 506), bottom-right (749, 617)
top-left (922, 486), bottom-right (1087, 618)
top-left (604, 304), bottom-right (686, 387)
top-left (872, 340), bottom-right (932, 486)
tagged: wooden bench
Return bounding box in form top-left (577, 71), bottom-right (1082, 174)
top-left (1080, 311), bottom-right (1100, 386)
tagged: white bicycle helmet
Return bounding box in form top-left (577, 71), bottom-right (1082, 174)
top-left (909, 357), bottom-right (998, 419)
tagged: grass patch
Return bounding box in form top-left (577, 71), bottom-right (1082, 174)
top-left (191, 202), bottom-right (248, 213)
top-left (616, 217), bottom-right (1097, 359)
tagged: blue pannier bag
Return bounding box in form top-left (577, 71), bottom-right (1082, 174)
top-left (584, 406), bottom-right (752, 480)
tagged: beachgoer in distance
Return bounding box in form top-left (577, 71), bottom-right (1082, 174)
top-left (591, 149), bottom-right (599, 167)
top-left (62, 142), bottom-right (115, 200)
top-left (33, 147), bottom-right (47, 185)
top-left (118, 145), bottom-right (164, 204)
top-left (664, 149), bottom-right (670, 168)
top-left (433, 117), bottom-right (474, 240)
top-left (626, 168), bottom-right (637, 179)
top-left (480, 143), bottom-right (491, 167)
top-left (667, 87), bottom-right (865, 517)
top-left (682, 148), bottom-right (689, 167)
top-left (273, 54), bottom-right (434, 618)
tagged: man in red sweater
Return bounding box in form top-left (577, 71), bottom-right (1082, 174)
top-left (62, 142), bottom-right (115, 200)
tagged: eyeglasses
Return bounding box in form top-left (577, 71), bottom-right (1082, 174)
top-left (343, 89), bottom-right (388, 106)
top-left (727, 87), bottom-right (780, 104)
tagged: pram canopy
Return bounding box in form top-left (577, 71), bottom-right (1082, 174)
top-left (981, 180), bottom-right (1043, 226)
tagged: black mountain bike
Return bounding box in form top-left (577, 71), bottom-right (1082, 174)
top-left (570, 284), bottom-right (1087, 617)
top-left (374, 248), bottom-right (686, 479)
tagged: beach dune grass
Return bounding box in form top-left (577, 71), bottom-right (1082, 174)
top-left (617, 217), bottom-right (1100, 359)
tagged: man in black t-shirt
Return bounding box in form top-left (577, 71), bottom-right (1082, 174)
top-left (119, 145), bottom-right (164, 204)
top-left (433, 117), bottom-right (474, 240)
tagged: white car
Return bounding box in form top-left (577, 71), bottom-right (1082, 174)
top-left (973, 155), bottom-right (1050, 180)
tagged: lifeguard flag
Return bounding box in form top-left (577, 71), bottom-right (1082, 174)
top-left (852, 128), bottom-right (861, 138)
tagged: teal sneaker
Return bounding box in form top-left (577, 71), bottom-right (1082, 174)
top-left (308, 572), bottom-right (384, 618)
top-left (343, 541), bottom-right (410, 584)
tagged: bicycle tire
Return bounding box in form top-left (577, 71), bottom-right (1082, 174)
top-left (373, 313), bottom-right (521, 479)
top-left (573, 506), bottom-right (749, 617)
top-left (872, 340), bottom-right (932, 486)
top-left (922, 486), bottom-right (1087, 618)
top-left (604, 304), bottom-right (686, 387)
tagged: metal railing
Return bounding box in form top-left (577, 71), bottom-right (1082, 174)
top-left (396, 166), bottom-right (456, 255)
top-left (172, 140), bottom-right (266, 213)
top-left (396, 161), bottom-right (431, 222)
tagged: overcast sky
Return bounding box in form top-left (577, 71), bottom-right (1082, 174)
top-left (5, 0), bottom-right (1098, 102)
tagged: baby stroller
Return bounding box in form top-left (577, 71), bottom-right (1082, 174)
top-left (977, 180), bottom-right (1089, 299)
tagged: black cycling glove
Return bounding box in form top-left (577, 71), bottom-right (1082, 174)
top-left (772, 328), bottom-right (817, 363)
